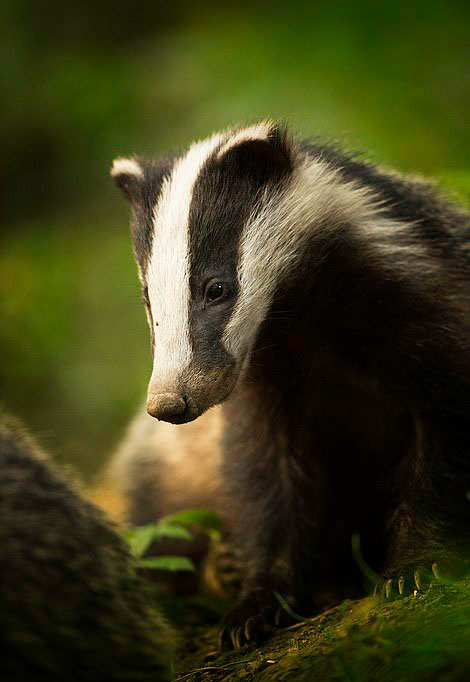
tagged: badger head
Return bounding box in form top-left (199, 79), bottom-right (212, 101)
top-left (111, 122), bottom-right (296, 424)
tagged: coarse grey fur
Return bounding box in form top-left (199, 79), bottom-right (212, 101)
top-left (0, 414), bottom-right (174, 680)
top-left (111, 121), bottom-right (470, 648)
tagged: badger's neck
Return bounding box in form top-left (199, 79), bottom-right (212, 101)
top-left (226, 152), bottom-right (427, 396)
top-left (221, 153), bottom-right (394, 365)
top-left (243, 240), bottom-right (346, 387)
top-left (231, 216), bottom-right (394, 414)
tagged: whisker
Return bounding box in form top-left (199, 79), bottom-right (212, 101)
top-left (250, 343), bottom-right (278, 356)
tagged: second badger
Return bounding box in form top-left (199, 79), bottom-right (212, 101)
top-left (111, 121), bottom-right (470, 647)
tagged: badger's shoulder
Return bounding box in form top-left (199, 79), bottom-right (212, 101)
top-left (300, 139), bottom-right (470, 243)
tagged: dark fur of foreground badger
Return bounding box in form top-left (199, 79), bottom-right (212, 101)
top-left (111, 121), bottom-right (470, 648)
top-left (0, 415), bottom-right (174, 680)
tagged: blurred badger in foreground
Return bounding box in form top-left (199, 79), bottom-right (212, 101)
top-left (0, 415), bottom-right (174, 680)
top-left (110, 121), bottom-right (470, 647)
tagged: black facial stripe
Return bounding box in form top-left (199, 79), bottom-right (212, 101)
top-left (188, 149), bottom-right (256, 292)
top-left (186, 155), bottom-right (249, 368)
top-left (130, 156), bottom-right (177, 274)
top-left (186, 126), bottom-right (293, 366)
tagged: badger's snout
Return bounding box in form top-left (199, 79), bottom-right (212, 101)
top-left (146, 357), bottom-right (239, 425)
top-left (146, 392), bottom-right (199, 424)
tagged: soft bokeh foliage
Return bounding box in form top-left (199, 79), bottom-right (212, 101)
top-left (2, 0), bottom-right (469, 475)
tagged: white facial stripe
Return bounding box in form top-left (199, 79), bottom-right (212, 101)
top-left (111, 157), bottom-right (143, 178)
top-left (223, 157), bottom-right (429, 359)
top-left (216, 121), bottom-right (272, 159)
top-left (146, 132), bottom-right (224, 389)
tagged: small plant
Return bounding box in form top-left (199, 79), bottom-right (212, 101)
top-left (123, 508), bottom-right (222, 573)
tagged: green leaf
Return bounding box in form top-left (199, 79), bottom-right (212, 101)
top-left (164, 508), bottom-right (222, 533)
top-left (123, 508), bottom-right (222, 560)
top-left (124, 524), bottom-right (158, 560)
top-left (152, 520), bottom-right (193, 541)
top-left (273, 591), bottom-right (319, 625)
top-left (138, 555), bottom-right (196, 572)
top-left (123, 520), bottom-right (193, 559)
top-left (351, 533), bottom-right (381, 587)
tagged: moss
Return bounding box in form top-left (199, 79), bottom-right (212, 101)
top-left (174, 580), bottom-right (470, 682)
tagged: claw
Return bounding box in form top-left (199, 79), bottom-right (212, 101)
top-left (244, 616), bottom-right (255, 641)
top-left (385, 578), bottom-right (393, 599)
top-left (234, 626), bottom-right (244, 650)
top-left (398, 576), bottom-right (405, 595)
top-left (414, 568), bottom-right (431, 592)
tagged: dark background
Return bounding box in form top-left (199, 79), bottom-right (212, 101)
top-left (1, 0), bottom-right (469, 477)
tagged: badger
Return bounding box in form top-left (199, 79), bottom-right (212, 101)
top-left (93, 405), bottom-right (230, 596)
top-left (110, 121), bottom-right (470, 648)
top-left (95, 403), bottom-right (224, 527)
top-left (0, 414), bottom-right (174, 680)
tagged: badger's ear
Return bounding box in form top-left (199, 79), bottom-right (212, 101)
top-left (110, 157), bottom-right (145, 203)
top-left (217, 123), bottom-right (294, 185)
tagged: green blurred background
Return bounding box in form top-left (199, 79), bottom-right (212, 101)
top-left (2, 0), bottom-right (470, 478)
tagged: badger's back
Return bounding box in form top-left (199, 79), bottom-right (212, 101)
top-left (95, 405), bottom-right (225, 526)
top-left (0, 415), bottom-right (174, 680)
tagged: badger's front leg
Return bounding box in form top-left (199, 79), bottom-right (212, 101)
top-left (379, 411), bottom-right (470, 600)
top-left (217, 472), bottom-right (293, 649)
top-left (375, 336), bottom-right (470, 600)
top-left (219, 409), bottom-right (323, 649)
top-left (218, 557), bottom-right (291, 649)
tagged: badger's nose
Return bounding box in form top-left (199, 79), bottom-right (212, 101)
top-left (146, 392), bottom-right (197, 424)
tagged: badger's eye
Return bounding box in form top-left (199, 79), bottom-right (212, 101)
top-left (205, 281), bottom-right (226, 304)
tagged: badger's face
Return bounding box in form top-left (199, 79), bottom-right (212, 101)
top-left (112, 122), bottom-right (294, 423)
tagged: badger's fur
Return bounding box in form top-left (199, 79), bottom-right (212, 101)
top-left (93, 406), bottom-right (227, 595)
top-left (0, 415), bottom-right (174, 680)
top-left (111, 121), bottom-right (470, 646)
top-left (96, 405), bottom-right (224, 526)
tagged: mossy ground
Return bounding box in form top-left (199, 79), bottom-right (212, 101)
top-left (160, 578), bottom-right (470, 682)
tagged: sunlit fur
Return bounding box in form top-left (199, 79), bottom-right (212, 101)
top-left (111, 157), bottom-right (144, 180)
top-left (98, 406), bottom-right (224, 525)
top-left (216, 121), bottom-right (271, 159)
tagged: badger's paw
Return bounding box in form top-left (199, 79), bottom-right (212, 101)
top-left (374, 566), bottom-right (432, 600)
top-left (375, 557), bottom-right (470, 601)
top-left (218, 591), bottom-right (294, 650)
